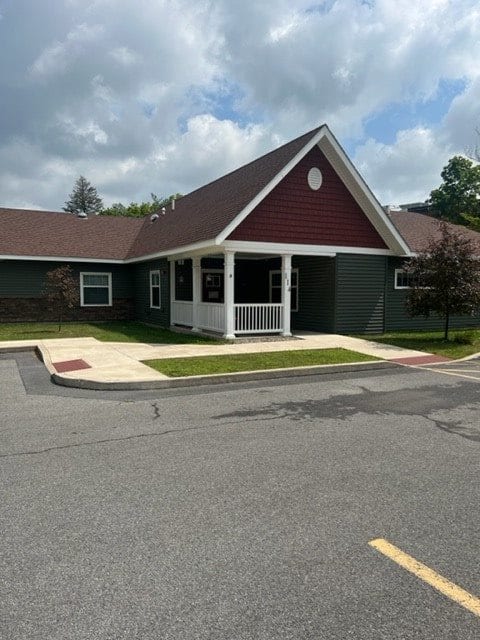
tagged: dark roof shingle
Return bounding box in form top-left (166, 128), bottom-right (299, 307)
top-left (127, 126), bottom-right (324, 258)
top-left (0, 127), bottom-right (324, 261)
top-left (388, 210), bottom-right (480, 254)
top-left (0, 208), bottom-right (144, 260)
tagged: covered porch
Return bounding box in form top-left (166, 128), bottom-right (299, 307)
top-left (169, 251), bottom-right (298, 338)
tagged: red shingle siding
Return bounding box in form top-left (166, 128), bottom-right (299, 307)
top-left (228, 146), bottom-right (387, 249)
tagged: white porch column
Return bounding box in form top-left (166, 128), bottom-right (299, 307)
top-left (169, 259), bottom-right (175, 328)
top-left (281, 254), bottom-right (292, 337)
top-left (223, 250), bottom-right (235, 339)
top-left (191, 256), bottom-right (201, 332)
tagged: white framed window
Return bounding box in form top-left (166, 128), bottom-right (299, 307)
top-left (394, 268), bottom-right (415, 289)
top-left (150, 270), bottom-right (161, 308)
top-left (80, 272), bottom-right (112, 307)
top-left (269, 269), bottom-right (299, 312)
top-left (205, 274), bottom-right (221, 288)
top-left (202, 269), bottom-right (224, 303)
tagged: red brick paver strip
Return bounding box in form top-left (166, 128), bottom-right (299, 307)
top-left (52, 359), bottom-right (91, 373)
top-left (391, 355), bottom-right (452, 366)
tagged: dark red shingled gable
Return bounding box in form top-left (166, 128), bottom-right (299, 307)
top-left (228, 145), bottom-right (387, 248)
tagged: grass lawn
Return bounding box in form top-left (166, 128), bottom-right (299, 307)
top-left (143, 348), bottom-right (378, 377)
top-left (0, 321), bottom-right (217, 345)
top-left (364, 328), bottom-right (480, 359)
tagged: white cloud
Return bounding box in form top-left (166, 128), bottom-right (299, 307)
top-left (59, 117), bottom-right (109, 147)
top-left (1, 0), bottom-right (480, 211)
top-left (29, 23), bottom-right (105, 79)
top-left (354, 127), bottom-right (447, 205)
top-left (109, 46), bottom-right (140, 66)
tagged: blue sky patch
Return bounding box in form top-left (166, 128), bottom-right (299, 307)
top-left (363, 78), bottom-right (467, 145)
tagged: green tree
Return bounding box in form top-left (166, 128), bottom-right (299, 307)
top-left (43, 265), bottom-right (78, 331)
top-left (63, 176), bottom-right (104, 215)
top-left (428, 156), bottom-right (480, 226)
top-left (101, 193), bottom-right (182, 218)
top-left (405, 223), bottom-right (480, 340)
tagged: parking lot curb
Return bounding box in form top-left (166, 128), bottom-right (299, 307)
top-left (50, 360), bottom-right (398, 391)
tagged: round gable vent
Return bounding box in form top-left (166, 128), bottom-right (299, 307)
top-left (307, 167), bottom-right (323, 191)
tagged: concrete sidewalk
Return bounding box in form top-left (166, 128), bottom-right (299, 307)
top-left (0, 331), bottom-right (437, 390)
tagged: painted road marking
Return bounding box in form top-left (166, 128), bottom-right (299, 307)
top-left (417, 367), bottom-right (480, 382)
top-left (369, 538), bottom-right (480, 618)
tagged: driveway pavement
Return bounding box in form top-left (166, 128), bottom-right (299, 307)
top-left (0, 356), bottom-right (479, 639)
top-left (0, 331), bottom-right (440, 389)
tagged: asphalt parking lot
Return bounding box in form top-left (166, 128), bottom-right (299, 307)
top-left (420, 356), bottom-right (480, 381)
top-left (1, 352), bottom-right (479, 639)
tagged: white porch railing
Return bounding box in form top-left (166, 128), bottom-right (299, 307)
top-left (171, 300), bottom-right (193, 326)
top-left (198, 303), bottom-right (225, 333)
top-left (235, 303), bottom-right (283, 334)
top-left (172, 301), bottom-right (284, 335)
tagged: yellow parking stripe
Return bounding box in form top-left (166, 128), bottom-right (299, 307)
top-left (369, 538), bottom-right (480, 618)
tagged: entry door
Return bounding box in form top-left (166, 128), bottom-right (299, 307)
top-left (269, 269), bottom-right (298, 311)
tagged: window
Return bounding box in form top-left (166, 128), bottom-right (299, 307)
top-left (205, 274), bottom-right (221, 288)
top-left (269, 269), bottom-right (299, 312)
top-left (202, 270), bottom-right (224, 303)
top-left (80, 272), bottom-right (112, 306)
top-left (150, 270), bottom-right (161, 308)
top-left (394, 268), bottom-right (415, 289)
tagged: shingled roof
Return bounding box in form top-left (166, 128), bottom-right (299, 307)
top-left (0, 127), bottom-right (325, 261)
top-left (388, 210), bottom-right (480, 254)
top-left (0, 208), bottom-right (143, 260)
top-left (126, 126), bottom-right (324, 258)
top-left (6, 127), bottom-right (475, 263)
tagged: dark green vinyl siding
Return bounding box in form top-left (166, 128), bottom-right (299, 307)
top-left (133, 259), bottom-right (170, 326)
top-left (291, 256), bottom-right (335, 332)
top-left (0, 260), bottom-right (133, 298)
top-left (385, 257), bottom-right (480, 331)
top-left (334, 254), bottom-right (385, 334)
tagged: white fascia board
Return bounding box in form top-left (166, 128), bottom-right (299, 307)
top-left (222, 240), bottom-right (393, 257)
top-left (0, 254), bottom-right (124, 264)
top-left (215, 125), bottom-right (328, 244)
top-left (318, 131), bottom-right (412, 256)
top-left (125, 240), bottom-right (216, 264)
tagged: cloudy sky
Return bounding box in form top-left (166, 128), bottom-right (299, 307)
top-left (1, 0), bottom-right (480, 211)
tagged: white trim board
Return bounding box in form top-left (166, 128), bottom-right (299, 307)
top-left (222, 241), bottom-right (392, 257)
top-left (127, 240), bottom-right (217, 264)
top-left (317, 132), bottom-right (412, 256)
top-left (0, 254), bottom-right (124, 264)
